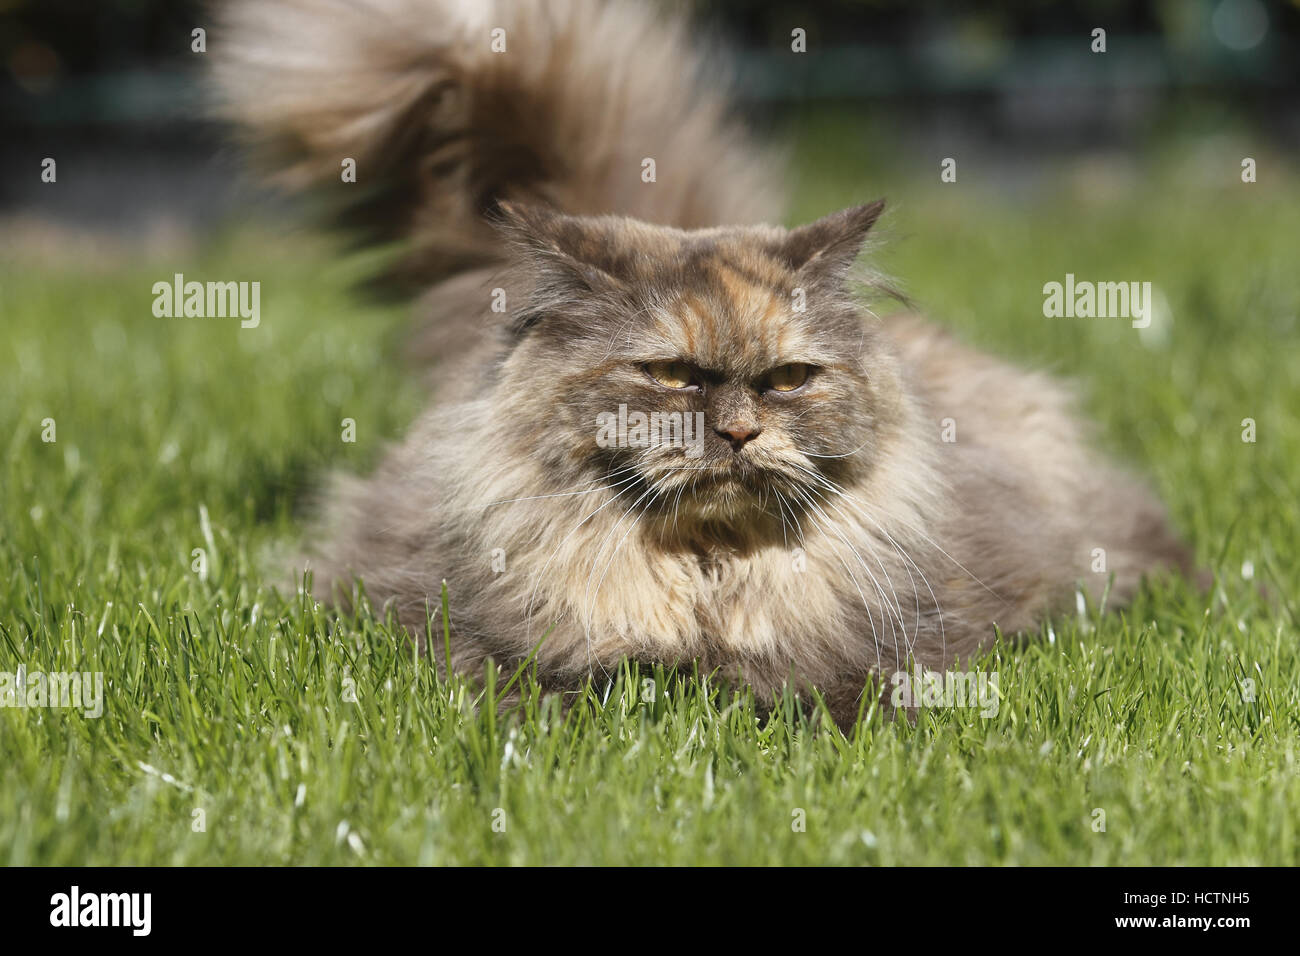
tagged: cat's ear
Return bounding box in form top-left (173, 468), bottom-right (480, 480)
top-left (493, 200), bottom-right (627, 296)
top-left (777, 200), bottom-right (885, 279)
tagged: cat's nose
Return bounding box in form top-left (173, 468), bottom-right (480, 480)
top-left (715, 424), bottom-right (761, 450)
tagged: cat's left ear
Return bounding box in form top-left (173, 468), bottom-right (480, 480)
top-left (777, 200), bottom-right (885, 280)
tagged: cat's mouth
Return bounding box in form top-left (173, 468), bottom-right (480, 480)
top-left (639, 458), bottom-right (807, 510)
top-left (626, 460), bottom-right (815, 544)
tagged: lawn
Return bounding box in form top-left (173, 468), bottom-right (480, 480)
top-left (2, 111), bottom-right (1297, 865)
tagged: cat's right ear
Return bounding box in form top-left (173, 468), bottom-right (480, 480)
top-left (491, 201), bottom-right (630, 335)
top-left (492, 201), bottom-right (627, 297)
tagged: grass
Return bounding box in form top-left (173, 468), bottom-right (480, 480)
top-left (2, 113), bottom-right (1298, 865)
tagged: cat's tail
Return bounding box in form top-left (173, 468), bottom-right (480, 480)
top-left (212, 0), bottom-right (785, 288)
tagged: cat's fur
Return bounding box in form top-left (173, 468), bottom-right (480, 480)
top-left (215, 0), bottom-right (1192, 723)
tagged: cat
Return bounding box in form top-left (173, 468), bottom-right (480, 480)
top-left (214, 0), bottom-right (1193, 725)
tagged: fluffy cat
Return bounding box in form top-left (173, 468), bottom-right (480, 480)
top-left (215, 0), bottom-right (1192, 724)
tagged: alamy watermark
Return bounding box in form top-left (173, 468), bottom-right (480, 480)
top-left (596, 404), bottom-right (706, 458)
top-left (890, 665), bottom-right (1000, 718)
top-left (1042, 274), bottom-right (1152, 328)
top-left (152, 273), bottom-right (260, 328)
top-left (50, 886), bottom-right (150, 936)
top-left (0, 666), bottom-right (104, 718)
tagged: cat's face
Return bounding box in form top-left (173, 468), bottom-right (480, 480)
top-left (497, 202), bottom-right (901, 537)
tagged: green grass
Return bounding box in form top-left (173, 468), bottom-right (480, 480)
top-left (2, 117), bottom-right (1298, 865)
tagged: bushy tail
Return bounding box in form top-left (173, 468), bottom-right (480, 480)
top-left (212, 0), bottom-right (785, 286)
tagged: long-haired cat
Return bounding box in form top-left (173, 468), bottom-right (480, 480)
top-left (214, 0), bottom-right (1192, 724)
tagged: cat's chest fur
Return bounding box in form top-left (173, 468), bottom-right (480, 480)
top-left (512, 516), bottom-right (851, 677)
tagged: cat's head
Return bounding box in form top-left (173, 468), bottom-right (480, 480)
top-left (491, 201), bottom-right (907, 541)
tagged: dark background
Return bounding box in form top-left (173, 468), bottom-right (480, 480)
top-left (2, 0), bottom-right (1297, 234)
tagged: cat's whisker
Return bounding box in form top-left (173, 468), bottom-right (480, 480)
top-left (599, 301), bottom-right (660, 362)
top-left (794, 437), bottom-right (874, 460)
top-left (806, 465), bottom-right (1007, 611)
top-left (584, 478), bottom-right (671, 651)
top-left (790, 468), bottom-right (956, 671)
top-left (790, 457), bottom-right (987, 601)
top-left (801, 482), bottom-right (914, 666)
top-left (669, 479), bottom-right (688, 537)
top-left (480, 470), bottom-right (638, 508)
top-left (789, 463), bottom-right (927, 648)
top-left (783, 486), bottom-right (811, 548)
top-left (794, 466), bottom-right (945, 660)
top-left (523, 472), bottom-right (643, 647)
top-left (798, 486), bottom-right (910, 670)
top-left (773, 488), bottom-right (792, 550)
top-left (789, 485), bottom-right (890, 671)
top-left (868, 521), bottom-right (929, 654)
top-left (578, 476), bottom-right (665, 677)
top-left (802, 482), bottom-right (915, 659)
top-left (796, 495), bottom-right (891, 672)
top-left (489, 461), bottom-right (642, 498)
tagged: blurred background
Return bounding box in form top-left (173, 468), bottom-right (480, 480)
top-left (2, 0), bottom-right (1297, 240)
top-left (2, 0), bottom-right (1296, 869)
top-left (1, 0), bottom-right (1296, 561)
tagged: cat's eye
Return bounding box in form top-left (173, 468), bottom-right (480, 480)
top-left (765, 363), bottom-right (810, 393)
top-left (644, 360), bottom-right (696, 389)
